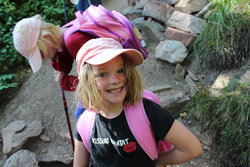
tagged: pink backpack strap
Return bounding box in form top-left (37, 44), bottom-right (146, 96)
top-left (77, 110), bottom-right (96, 153)
top-left (62, 23), bottom-right (78, 43)
top-left (61, 20), bottom-right (74, 28)
top-left (143, 90), bottom-right (172, 153)
top-left (75, 11), bottom-right (84, 25)
top-left (62, 10), bottom-right (89, 43)
top-left (142, 90), bottom-right (161, 105)
top-left (124, 90), bottom-right (172, 162)
top-left (124, 101), bottom-right (158, 160)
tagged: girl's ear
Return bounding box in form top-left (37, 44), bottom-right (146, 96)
top-left (42, 34), bottom-right (58, 59)
top-left (43, 34), bottom-right (50, 40)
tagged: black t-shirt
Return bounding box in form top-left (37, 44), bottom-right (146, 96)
top-left (75, 98), bottom-right (175, 167)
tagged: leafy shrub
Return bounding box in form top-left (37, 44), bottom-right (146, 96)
top-left (0, 74), bottom-right (18, 90)
top-left (184, 81), bottom-right (249, 167)
top-left (191, 0), bottom-right (250, 70)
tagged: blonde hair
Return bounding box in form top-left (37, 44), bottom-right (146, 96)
top-left (75, 56), bottom-right (144, 111)
top-left (37, 20), bottom-right (62, 59)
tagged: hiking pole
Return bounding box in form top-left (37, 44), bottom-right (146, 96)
top-left (59, 0), bottom-right (74, 151)
top-left (62, 0), bottom-right (68, 23)
top-left (56, 66), bottom-right (74, 151)
top-left (56, 65), bottom-right (74, 151)
top-left (61, 88), bottom-right (75, 151)
top-left (88, 0), bottom-right (92, 6)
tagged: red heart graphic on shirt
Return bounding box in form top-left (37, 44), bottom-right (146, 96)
top-left (123, 142), bottom-right (136, 153)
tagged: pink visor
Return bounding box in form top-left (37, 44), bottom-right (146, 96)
top-left (76, 38), bottom-right (144, 73)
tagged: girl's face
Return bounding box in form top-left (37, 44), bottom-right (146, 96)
top-left (92, 55), bottom-right (127, 107)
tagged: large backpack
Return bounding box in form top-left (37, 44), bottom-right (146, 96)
top-left (62, 4), bottom-right (148, 59)
top-left (77, 90), bottom-right (172, 164)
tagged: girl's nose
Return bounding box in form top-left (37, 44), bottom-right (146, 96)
top-left (109, 74), bottom-right (120, 84)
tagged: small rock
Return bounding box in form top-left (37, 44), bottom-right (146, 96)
top-left (40, 134), bottom-right (50, 142)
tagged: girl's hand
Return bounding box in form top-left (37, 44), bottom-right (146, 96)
top-left (156, 120), bottom-right (203, 166)
top-left (53, 70), bottom-right (65, 83)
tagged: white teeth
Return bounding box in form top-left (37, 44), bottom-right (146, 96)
top-left (110, 88), bottom-right (121, 93)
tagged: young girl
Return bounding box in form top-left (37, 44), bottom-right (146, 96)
top-left (13, 14), bottom-right (94, 118)
top-left (13, 14), bottom-right (94, 91)
top-left (74, 38), bottom-right (202, 167)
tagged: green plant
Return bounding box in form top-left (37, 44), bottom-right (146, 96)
top-left (190, 0), bottom-right (250, 70)
top-left (184, 81), bottom-right (249, 167)
top-left (0, 74), bottom-right (18, 90)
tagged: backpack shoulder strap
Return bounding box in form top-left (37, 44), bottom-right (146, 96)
top-left (77, 110), bottom-right (96, 153)
top-left (62, 11), bottom-right (86, 43)
top-left (124, 91), bottom-right (158, 160)
top-left (142, 89), bottom-right (161, 105)
top-left (75, 11), bottom-right (84, 25)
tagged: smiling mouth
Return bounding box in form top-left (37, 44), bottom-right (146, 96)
top-left (108, 87), bottom-right (123, 93)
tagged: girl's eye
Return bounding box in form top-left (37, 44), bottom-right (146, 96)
top-left (98, 73), bottom-right (108, 78)
top-left (118, 68), bottom-right (125, 74)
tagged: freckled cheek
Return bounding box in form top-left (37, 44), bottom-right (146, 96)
top-left (95, 79), bottom-right (107, 91)
top-left (95, 74), bottom-right (126, 90)
top-left (120, 74), bottom-right (127, 83)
